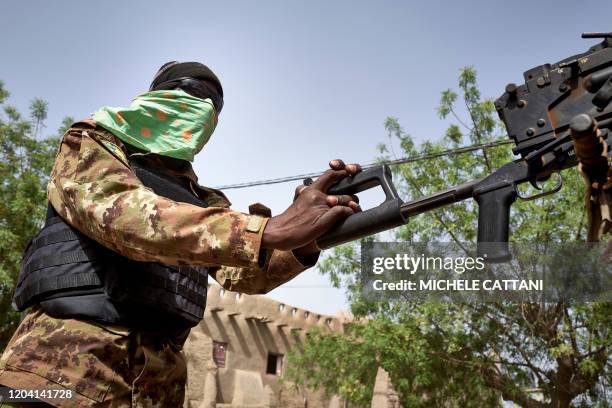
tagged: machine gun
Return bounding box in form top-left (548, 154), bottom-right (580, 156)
top-left (315, 32), bottom-right (612, 262)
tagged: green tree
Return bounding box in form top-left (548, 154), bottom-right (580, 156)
top-left (285, 67), bottom-right (611, 407)
top-left (0, 80), bottom-right (72, 349)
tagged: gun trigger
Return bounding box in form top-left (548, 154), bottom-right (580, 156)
top-left (529, 179), bottom-right (542, 190)
top-left (519, 173), bottom-right (563, 201)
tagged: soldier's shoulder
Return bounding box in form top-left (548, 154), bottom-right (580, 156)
top-left (65, 119), bottom-right (130, 167)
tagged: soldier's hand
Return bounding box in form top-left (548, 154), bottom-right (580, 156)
top-left (262, 160), bottom-right (362, 251)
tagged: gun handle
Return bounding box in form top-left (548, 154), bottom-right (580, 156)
top-left (316, 198), bottom-right (406, 250)
top-left (474, 184), bottom-right (517, 262)
top-left (327, 165), bottom-right (400, 200)
top-left (310, 164), bottom-right (407, 249)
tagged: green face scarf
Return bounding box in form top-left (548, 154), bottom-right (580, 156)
top-left (91, 89), bottom-right (218, 162)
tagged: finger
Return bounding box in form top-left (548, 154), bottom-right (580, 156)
top-left (329, 159), bottom-right (346, 170)
top-left (294, 184), bottom-right (307, 196)
top-left (293, 185), bottom-right (308, 201)
top-left (345, 163), bottom-right (362, 174)
top-left (326, 195), bottom-right (338, 206)
top-left (326, 195), bottom-right (355, 207)
top-left (311, 169), bottom-right (349, 192)
top-left (316, 205), bottom-right (354, 231)
top-left (293, 183), bottom-right (312, 201)
top-left (349, 201), bottom-right (362, 212)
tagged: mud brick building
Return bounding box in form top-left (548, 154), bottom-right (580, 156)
top-left (183, 284), bottom-right (347, 408)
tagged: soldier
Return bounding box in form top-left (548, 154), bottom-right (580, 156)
top-left (0, 62), bottom-right (362, 407)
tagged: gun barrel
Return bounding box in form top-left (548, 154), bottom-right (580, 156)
top-left (400, 178), bottom-right (481, 218)
top-left (582, 32), bottom-right (612, 39)
top-left (584, 66), bottom-right (612, 92)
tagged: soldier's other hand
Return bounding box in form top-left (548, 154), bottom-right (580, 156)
top-left (262, 160), bottom-right (362, 251)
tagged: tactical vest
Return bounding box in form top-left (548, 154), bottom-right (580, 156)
top-left (13, 155), bottom-right (210, 332)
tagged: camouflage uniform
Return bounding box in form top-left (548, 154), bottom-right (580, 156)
top-left (0, 121), bottom-right (317, 407)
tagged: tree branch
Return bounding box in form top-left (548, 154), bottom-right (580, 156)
top-left (481, 366), bottom-right (547, 408)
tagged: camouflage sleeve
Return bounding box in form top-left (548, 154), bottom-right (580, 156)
top-left (210, 249), bottom-right (319, 295)
top-left (47, 125), bottom-right (268, 268)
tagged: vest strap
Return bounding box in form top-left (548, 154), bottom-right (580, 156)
top-left (146, 273), bottom-right (206, 307)
top-left (166, 264), bottom-right (204, 284)
top-left (14, 272), bottom-right (103, 311)
top-left (23, 250), bottom-right (97, 277)
top-left (29, 228), bottom-right (80, 251)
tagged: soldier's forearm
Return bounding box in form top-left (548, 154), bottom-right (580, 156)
top-left (211, 249), bottom-right (319, 294)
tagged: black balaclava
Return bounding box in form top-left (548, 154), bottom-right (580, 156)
top-left (149, 61), bottom-right (224, 113)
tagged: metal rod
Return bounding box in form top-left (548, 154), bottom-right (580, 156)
top-left (582, 32), bottom-right (612, 39)
top-left (400, 178), bottom-right (481, 218)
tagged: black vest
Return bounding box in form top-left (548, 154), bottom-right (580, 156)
top-left (13, 156), bottom-right (210, 332)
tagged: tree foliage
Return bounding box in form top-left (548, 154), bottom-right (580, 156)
top-left (285, 68), bottom-right (611, 407)
top-left (0, 80), bottom-right (71, 349)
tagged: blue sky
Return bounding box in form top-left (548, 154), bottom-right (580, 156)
top-left (2, 0), bottom-right (610, 315)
